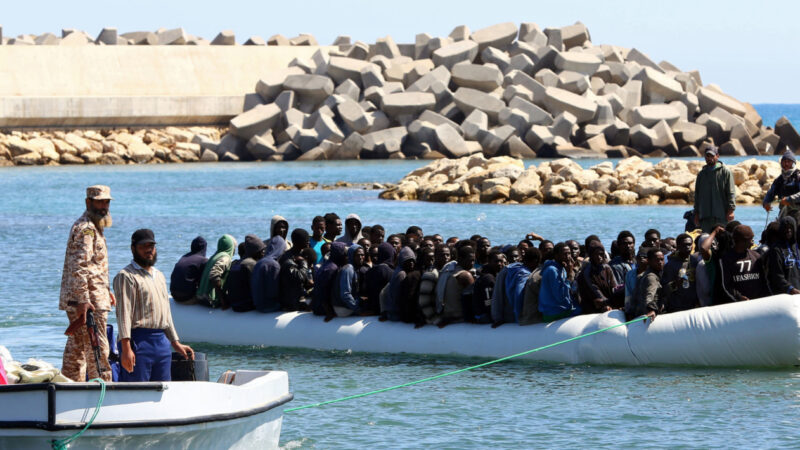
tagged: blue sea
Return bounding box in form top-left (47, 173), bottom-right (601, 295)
top-left (0, 104), bottom-right (798, 448)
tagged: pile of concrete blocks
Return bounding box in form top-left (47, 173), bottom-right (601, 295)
top-left (217, 21), bottom-right (795, 161)
top-left (0, 27), bottom-right (323, 46)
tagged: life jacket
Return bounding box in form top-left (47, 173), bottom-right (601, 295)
top-left (418, 269), bottom-right (439, 324)
top-left (442, 269), bottom-right (466, 322)
top-left (519, 269), bottom-right (543, 325)
top-left (435, 261), bottom-right (459, 315)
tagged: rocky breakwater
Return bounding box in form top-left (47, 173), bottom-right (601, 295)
top-left (219, 21), bottom-right (796, 162)
top-left (0, 127), bottom-right (224, 166)
top-left (379, 155), bottom-right (780, 205)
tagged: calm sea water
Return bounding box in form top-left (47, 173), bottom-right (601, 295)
top-left (1, 104), bottom-right (799, 448)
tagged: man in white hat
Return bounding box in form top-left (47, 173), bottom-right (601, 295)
top-left (60, 185), bottom-right (115, 382)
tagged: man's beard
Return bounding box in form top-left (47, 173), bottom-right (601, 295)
top-left (133, 250), bottom-right (157, 268)
top-left (86, 207), bottom-right (112, 230)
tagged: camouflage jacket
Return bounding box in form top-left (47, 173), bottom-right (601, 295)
top-left (59, 212), bottom-right (111, 311)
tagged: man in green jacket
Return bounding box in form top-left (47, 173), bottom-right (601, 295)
top-left (694, 145), bottom-right (735, 232)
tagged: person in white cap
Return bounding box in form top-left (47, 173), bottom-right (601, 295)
top-left (60, 185), bottom-right (115, 382)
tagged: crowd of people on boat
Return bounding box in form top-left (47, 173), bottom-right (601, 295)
top-left (169, 210), bottom-right (797, 327)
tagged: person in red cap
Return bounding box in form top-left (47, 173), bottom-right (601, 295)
top-left (60, 185), bottom-right (115, 382)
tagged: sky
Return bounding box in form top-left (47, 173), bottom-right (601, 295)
top-left (3, 0), bottom-right (798, 103)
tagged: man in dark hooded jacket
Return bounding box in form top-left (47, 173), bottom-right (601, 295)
top-left (251, 236), bottom-right (286, 313)
top-left (226, 235), bottom-right (266, 312)
top-left (332, 244), bottom-right (367, 316)
top-left (365, 242), bottom-right (395, 314)
top-left (384, 246), bottom-right (416, 322)
top-left (170, 236), bottom-right (208, 303)
top-left (312, 242), bottom-right (347, 320)
top-left (765, 216), bottom-right (800, 295)
top-left (336, 214), bottom-right (364, 246)
top-left (279, 247), bottom-right (315, 311)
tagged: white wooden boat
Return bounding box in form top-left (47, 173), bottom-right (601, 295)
top-left (171, 295), bottom-right (800, 368)
top-left (0, 370), bottom-right (292, 449)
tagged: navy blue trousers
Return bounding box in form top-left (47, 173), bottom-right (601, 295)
top-left (119, 328), bottom-right (171, 382)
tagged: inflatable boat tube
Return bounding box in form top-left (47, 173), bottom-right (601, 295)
top-left (171, 295), bottom-right (800, 368)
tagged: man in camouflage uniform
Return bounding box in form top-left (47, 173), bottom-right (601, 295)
top-left (60, 185), bottom-right (115, 382)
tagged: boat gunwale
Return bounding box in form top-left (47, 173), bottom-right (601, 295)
top-left (0, 380), bottom-right (293, 431)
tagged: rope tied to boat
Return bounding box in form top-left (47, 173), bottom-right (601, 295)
top-left (285, 315), bottom-right (648, 412)
top-left (51, 377), bottom-right (106, 450)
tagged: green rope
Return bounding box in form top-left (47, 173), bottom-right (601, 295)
top-left (51, 378), bottom-right (106, 450)
top-left (285, 316), bottom-right (647, 412)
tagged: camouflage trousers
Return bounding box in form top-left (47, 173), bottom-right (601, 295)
top-left (61, 308), bottom-right (112, 382)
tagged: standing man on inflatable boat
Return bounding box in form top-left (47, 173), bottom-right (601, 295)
top-left (693, 145), bottom-right (736, 232)
top-left (60, 185), bottom-right (116, 382)
top-left (763, 150), bottom-right (800, 223)
top-left (114, 229), bottom-right (194, 382)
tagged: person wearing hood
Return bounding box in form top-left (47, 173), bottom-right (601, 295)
top-left (383, 246), bottom-right (418, 322)
top-left (660, 233), bottom-right (699, 312)
top-left (312, 242), bottom-right (347, 320)
top-left (196, 234), bottom-right (237, 308)
top-left (251, 236), bottom-right (287, 313)
top-left (336, 214), bottom-right (364, 246)
top-left (577, 244), bottom-right (618, 314)
top-left (332, 244), bottom-right (368, 317)
top-left (365, 242), bottom-right (395, 314)
top-left (765, 216), bottom-right (800, 295)
top-left (693, 145), bottom-right (736, 232)
top-left (269, 215), bottom-right (292, 251)
top-left (763, 150), bottom-right (800, 223)
top-left (225, 235), bottom-right (266, 312)
top-left (170, 236), bottom-right (208, 304)
top-left (609, 231), bottom-right (636, 285)
top-left (538, 242), bottom-right (581, 322)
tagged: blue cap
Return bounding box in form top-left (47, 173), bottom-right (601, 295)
top-left (781, 150), bottom-right (796, 163)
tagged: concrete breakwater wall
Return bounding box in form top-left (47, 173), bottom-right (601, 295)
top-left (378, 155), bottom-right (780, 205)
top-left (0, 46), bottom-right (329, 127)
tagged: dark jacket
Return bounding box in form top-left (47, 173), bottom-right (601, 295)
top-left (384, 247), bottom-right (416, 321)
top-left (333, 244), bottom-right (364, 313)
top-left (279, 255), bottom-right (312, 312)
top-left (251, 236), bottom-right (286, 313)
top-left (694, 161), bottom-right (735, 221)
top-left (765, 216), bottom-right (800, 295)
top-left (719, 249), bottom-right (767, 302)
top-left (226, 235), bottom-right (266, 312)
top-left (170, 236), bottom-right (208, 302)
top-left (577, 261), bottom-right (617, 314)
top-left (628, 269), bottom-right (662, 319)
top-left (661, 253), bottom-right (698, 312)
top-left (365, 242), bottom-right (395, 313)
top-left (312, 242), bottom-right (347, 316)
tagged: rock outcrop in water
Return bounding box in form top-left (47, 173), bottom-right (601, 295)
top-left (379, 155), bottom-right (780, 205)
top-left (220, 21), bottom-right (795, 161)
top-left (0, 127), bottom-right (224, 166)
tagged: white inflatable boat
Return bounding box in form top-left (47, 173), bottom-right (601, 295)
top-left (172, 295), bottom-right (800, 368)
top-left (0, 370), bottom-right (292, 449)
